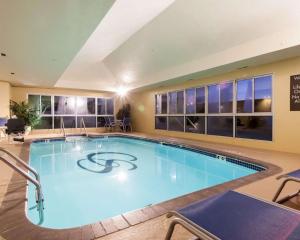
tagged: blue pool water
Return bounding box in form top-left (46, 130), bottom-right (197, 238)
top-left (27, 136), bottom-right (259, 229)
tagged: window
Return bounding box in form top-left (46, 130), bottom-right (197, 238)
top-left (97, 117), bottom-right (106, 127)
top-left (220, 82), bottom-right (233, 113)
top-left (196, 87), bottom-right (205, 113)
top-left (28, 95), bottom-right (40, 112)
top-left (155, 94), bottom-right (167, 114)
top-left (106, 98), bottom-right (114, 115)
top-left (168, 91), bottom-right (184, 114)
top-left (208, 85), bottom-right (219, 113)
top-left (54, 116), bottom-right (76, 129)
top-left (155, 116), bottom-right (167, 130)
top-left (97, 98), bottom-right (114, 116)
top-left (154, 74), bottom-right (272, 141)
top-left (254, 75), bottom-right (272, 112)
top-left (77, 97), bottom-right (95, 115)
top-left (34, 117), bottom-right (53, 129)
top-left (97, 116), bottom-right (114, 127)
top-left (168, 116), bottom-right (184, 132)
top-left (97, 98), bottom-right (106, 115)
top-left (28, 94), bottom-right (114, 129)
top-left (54, 96), bottom-right (76, 115)
top-left (236, 75), bottom-right (272, 141)
top-left (208, 82), bottom-right (233, 113)
top-left (236, 116), bottom-right (272, 141)
top-left (185, 87), bottom-right (205, 114)
top-left (77, 116), bottom-right (96, 128)
top-left (185, 116), bottom-right (205, 134)
top-left (207, 116), bottom-right (233, 137)
top-left (237, 79), bottom-right (252, 113)
top-left (186, 88), bottom-right (195, 114)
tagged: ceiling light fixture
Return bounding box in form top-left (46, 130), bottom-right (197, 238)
top-left (116, 86), bottom-right (128, 97)
top-left (1, 53), bottom-right (6, 57)
top-left (10, 72), bottom-right (15, 75)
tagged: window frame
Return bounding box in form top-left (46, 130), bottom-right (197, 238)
top-left (154, 73), bottom-right (273, 141)
top-left (27, 93), bottom-right (114, 129)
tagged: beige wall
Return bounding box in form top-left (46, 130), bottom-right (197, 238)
top-left (0, 81), bottom-right (11, 117)
top-left (11, 86), bottom-right (114, 103)
top-left (130, 57), bottom-right (300, 154)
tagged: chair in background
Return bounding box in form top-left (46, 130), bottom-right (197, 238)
top-left (104, 117), bottom-right (117, 132)
top-left (165, 190), bottom-right (300, 240)
top-left (120, 117), bottom-right (132, 132)
top-left (273, 169), bottom-right (300, 203)
top-left (0, 118), bottom-right (8, 139)
top-left (5, 119), bottom-right (26, 140)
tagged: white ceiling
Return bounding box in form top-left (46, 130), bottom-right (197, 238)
top-left (1, 0), bottom-right (300, 92)
top-left (0, 0), bottom-right (115, 86)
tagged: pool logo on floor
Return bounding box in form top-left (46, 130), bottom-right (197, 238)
top-left (77, 152), bottom-right (138, 173)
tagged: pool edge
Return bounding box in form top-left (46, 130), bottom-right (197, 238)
top-left (0, 133), bottom-right (282, 240)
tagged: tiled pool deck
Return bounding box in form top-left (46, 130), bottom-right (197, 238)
top-left (0, 132), bottom-right (299, 240)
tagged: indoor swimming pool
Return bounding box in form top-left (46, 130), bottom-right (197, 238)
top-left (27, 136), bottom-right (263, 229)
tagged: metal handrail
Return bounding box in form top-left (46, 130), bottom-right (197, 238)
top-left (80, 118), bottom-right (88, 137)
top-left (0, 147), bottom-right (40, 182)
top-left (60, 117), bottom-right (66, 139)
top-left (0, 148), bottom-right (44, 223)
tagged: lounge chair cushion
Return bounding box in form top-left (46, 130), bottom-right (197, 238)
top-left (287, 169), bottom-right (300, 179)
top-left (178, 191), bottom-right (300, 240)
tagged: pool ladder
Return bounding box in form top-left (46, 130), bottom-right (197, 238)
top-left (60, 117), bottom-right (88, 139)
top-left (79, 118), bottom-right (88, 137)
top-left (0, 147), bottom-right (44, 224)
top-left (60, 117), bottom-right (66, 139)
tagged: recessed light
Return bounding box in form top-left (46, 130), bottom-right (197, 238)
top-left (238, 66), bottom-right (248, 70)
top-left (1, 53), bottom-right (6, 57)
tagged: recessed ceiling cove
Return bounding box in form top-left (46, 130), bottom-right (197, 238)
top-left (1, 0), bottom-right (300, 92)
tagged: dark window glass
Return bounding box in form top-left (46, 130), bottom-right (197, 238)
top-left (97, 117), bottom-right (106, 127)
top-left (236, 116), bottom-right (272, 141)
top-left (208, 85), bottom-right (219, 113)
top-left (220, 82), bottom-right (233, 113)
top-left (207, 116), bottom-right (233, 137)
top-left (237, 79), bottom-right (253, 113)
top-left (168, 92), bottom-right (177, 114)
top-left (41, 96), bottom-right (52, 115)
top-left (168, 116), bottom-right (184, 132)
top-left (155, 94), bottom-right (167, 114)
top-left (196, 87), bottom-right (205, 113)
top-left (168, 91), bottom-right (184, 114)
top-left (97, 98), bottom-right (106, 115)
top-left (177, 91), bottom-right (184, 114)
top-left (155, 116), bottom-right (167, 130)
top-left (254, 75), bottom-right (272, 112)
top-left (186, 88), bottom-right (196, 114)
top-left (28, 95), bottom-right (40, 112)
top-left (34, 117), bottom-right (53, 129)
top-left (106, 99), bottom-right (114, 115)
top-left (97, 116), bottom-right (114, 127)
top-left (161, 94), bottom-right (167, 114)
top-left (54, 117), bottom-right (76, 129)
top-left (77, 116), bottom-right (96, 128)
top-left (155, 95), bottom-right (161, 114)
top-left (185, 116), bottom-right (205, 134)
top-left (77, 97), bottom-right (95, 115)
top-left (54, 96), bottom-right (75, 115)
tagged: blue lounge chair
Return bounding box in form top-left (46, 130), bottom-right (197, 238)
top-left (165, 191), bottom-right (300, 240)
top-left (273, 169), bottom-right (300, 203)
